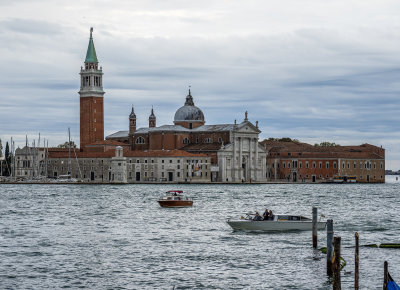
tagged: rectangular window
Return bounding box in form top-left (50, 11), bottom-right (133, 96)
top-left (313, 162), bottom-right (316, 169)
top-left (326, 162), bottom-right (329, 169)
top-left (333, 162), bottom-right (337, 169)
top-left (283, 162), bottom-right (286, 168)
top-left (299, 162), bottom-right (302, 168)
top-left (319, 162), bottom-right (322, 169)
top-left (353, 162), bottom-right (356, 169)
top-left (306, 162), bottom-right (309, 168)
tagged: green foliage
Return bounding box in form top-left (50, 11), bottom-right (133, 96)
top-left (2, 142), bottom-right (11, 176)
top-left (314, 142), bottom-right (340, 147)
top-left (267, 137), bottom-right (300, 143)
top-left (57, 141), bottom-right (77, 148)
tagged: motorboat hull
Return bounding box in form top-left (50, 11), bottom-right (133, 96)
top-left (158, 200), bottom-right (193, 208)
top-left (227, 220), bottom-right (327, 231)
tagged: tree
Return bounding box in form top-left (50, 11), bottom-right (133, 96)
top-left (0, 138), bottom-right (2, 157)
top-left (314, 142), bottom-right (340, 147)
top-left (266, 137), bottom-right (300, 143)
top-left (57, 141), bottom-right (77, 148)
top-left (3, 141), bottom-right (11, 176)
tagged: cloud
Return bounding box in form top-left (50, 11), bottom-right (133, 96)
top-left (1, 1), bottom-right (400, 169)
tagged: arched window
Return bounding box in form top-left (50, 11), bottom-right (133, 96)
top-left (183, 138), bottom-right (190, 144)
top-left (135, 137), bottom-right (145, 144)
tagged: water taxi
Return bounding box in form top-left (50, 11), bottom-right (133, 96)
top-left (157, 190), bottom-right (193, 208)
top-left (227, 213), bottom-right (326, 231)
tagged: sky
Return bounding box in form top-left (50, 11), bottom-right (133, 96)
top-left (0, 0), bottom-right (399, 170)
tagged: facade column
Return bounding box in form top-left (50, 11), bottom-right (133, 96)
top-left (248, 137), bottom-right (254, 173)
top-left (232, 137), bottom-right (237, 181)
top-left (221, 155), bottom-right (226, 182)
top-left (254, 138), bottom-right (258, 180)
top-left (239, 137), bottom-right (243, 181)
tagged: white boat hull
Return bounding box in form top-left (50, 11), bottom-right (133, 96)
top-left (227, 220), bottom-right (327, 231)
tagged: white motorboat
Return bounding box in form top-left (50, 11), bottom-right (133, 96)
top-left (227, 213), bottom-right (327, 231)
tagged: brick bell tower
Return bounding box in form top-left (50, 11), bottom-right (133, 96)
top-left (79, 27), bottom-right (105, 150)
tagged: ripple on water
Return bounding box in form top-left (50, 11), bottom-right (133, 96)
top-left (0, 182), bottom-right (400, 289)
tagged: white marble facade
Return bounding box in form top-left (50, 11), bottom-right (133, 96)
top-left (217, 121), bottom-right (267, 182)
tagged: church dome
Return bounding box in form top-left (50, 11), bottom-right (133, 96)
top-left (174, 90), bottom-right (205, 123)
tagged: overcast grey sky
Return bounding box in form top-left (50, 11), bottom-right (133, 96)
top-left (0, 0), bottom-right (399, 169)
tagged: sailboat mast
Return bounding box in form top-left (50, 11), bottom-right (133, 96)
top-left (46, 140), bottom-right (48, 178)
top-left (38, 133), bottom-right (41, 177)
top-left (68, 128), bottom-right (71, 178)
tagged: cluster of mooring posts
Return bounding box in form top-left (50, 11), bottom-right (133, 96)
top-left (312, 207), bottom-right (399, 290)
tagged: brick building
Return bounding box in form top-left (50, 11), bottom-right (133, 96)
top-left (106, 95), bottom-right (268, 182)
top-left (262, 140), bottom-right (385, 183)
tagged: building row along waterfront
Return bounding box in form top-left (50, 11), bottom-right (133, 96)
top-left (8, 28), bottom-right (385, 183)
top-left (15, 146), bottom-right (210, 183)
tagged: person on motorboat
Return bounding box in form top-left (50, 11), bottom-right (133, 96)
top-left (253, 212), bottom-right (263, 221)
top-left (268, 210), bottom-right (274, 220)
top-left (263, 209), bottom-right (269, 220)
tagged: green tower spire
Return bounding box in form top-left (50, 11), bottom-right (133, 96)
top-left (85, 27), bottom-right (98, 63)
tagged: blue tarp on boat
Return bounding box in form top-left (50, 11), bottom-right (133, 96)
top-left (387, 273), bottom-right (400, 290)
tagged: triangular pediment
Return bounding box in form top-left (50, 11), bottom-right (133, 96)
top-left (236, 121), bottom-right (261, 133)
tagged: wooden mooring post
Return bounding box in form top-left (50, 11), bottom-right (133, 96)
top-left (326, 219), bottom-right (333, 276)
top-left (383, 261), bottom-right (388, 290)
top-left (312, 207), bottom-right (318, 248)
top-left (333, 236), bottom-right (341, 290)
top-left (355, 232), bottom-right (359, 290)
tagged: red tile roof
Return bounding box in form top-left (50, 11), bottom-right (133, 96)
top-left (49, 149), bottom-right (207, 159)
top-left (261, 140), bottom-right (385, 159)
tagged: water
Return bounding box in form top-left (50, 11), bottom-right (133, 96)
top-left (1, 178), bottom-right (400, 289)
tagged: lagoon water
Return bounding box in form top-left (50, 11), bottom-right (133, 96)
top-left (1, 177), bottom-right (400, 289)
